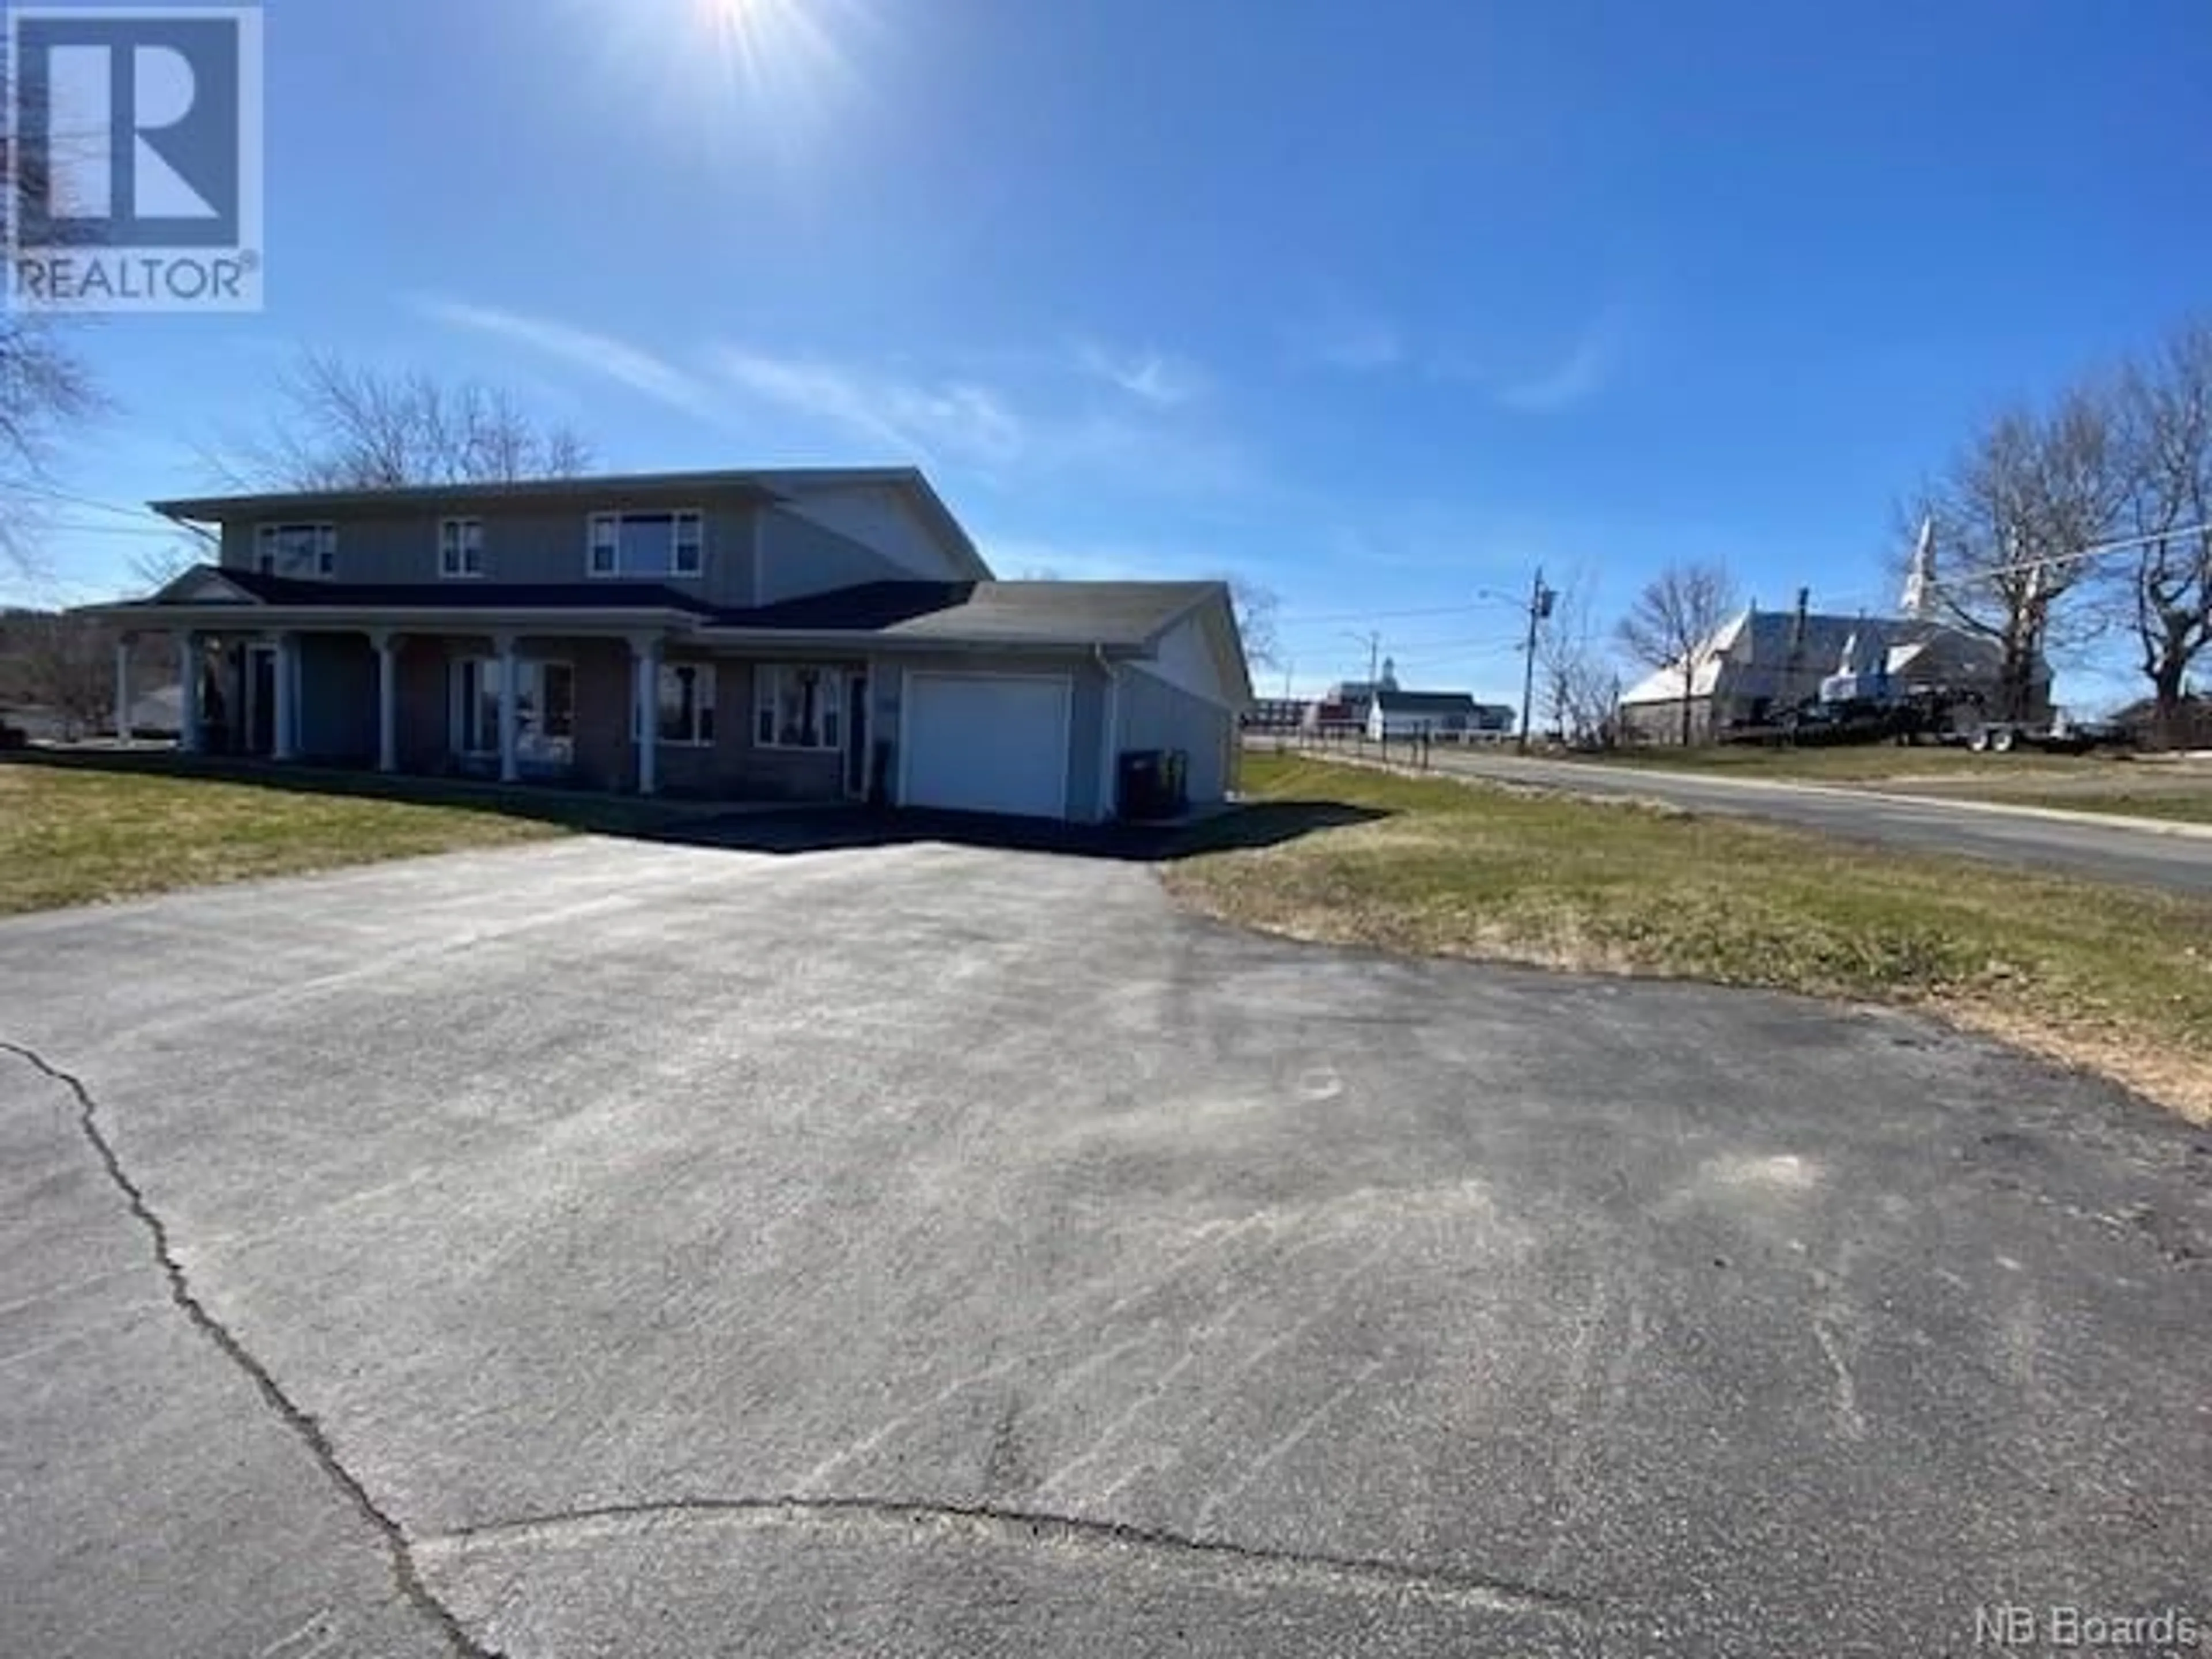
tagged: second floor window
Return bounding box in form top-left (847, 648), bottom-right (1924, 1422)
top-left (588, 510), bottom-right (703, 578)
top-left (255, 523), bottom-right (336, 579)
top-left (440, 518), bottom-right (484, 578)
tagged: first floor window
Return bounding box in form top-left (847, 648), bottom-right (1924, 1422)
top-left (658, 662), bottom-right (717, 746)
top-left (755, 664), bottom-right (843, 751)
top-left (454, 658), bottom-right (575, 763)
top-left (256, 522), bottom-right (337, 578)
top-left (440, 518), bottom-right (484, 578)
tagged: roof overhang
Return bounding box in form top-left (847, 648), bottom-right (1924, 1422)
top-left (689, 626), bottom-right (1151, 656)
top-left (149, 471), bottom-right (791, 524)
top-left (85, 599), bottom-right (705, 634)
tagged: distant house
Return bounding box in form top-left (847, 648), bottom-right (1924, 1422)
top-left (1617, 601), bottom-right (2051, 745)
top-left (1305, 677), bottom-right (1385, 733)
top-left (1241, 696), bottom-right (1309, 733)
top-left (2112, 692), bottom-right (2212, 751)
top-left (1367, 690), bottom-right (1515, 741)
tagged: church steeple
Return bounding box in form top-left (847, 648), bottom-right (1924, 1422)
top-left (1900, 517), bottom-right (1938, 620)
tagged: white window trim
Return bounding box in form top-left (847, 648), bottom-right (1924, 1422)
top-left (585, 509), bottom-right (706, 579)
top-left (439, 517), bottom-right (485, 579)
top-left (753, 663), bottom-right (846, 752)
top-left (255, 522), bottom-right (338, 579)
top-left (652, 660), bottom-right (718, 748)
top-left (450, 657), bottom-right (575, 759)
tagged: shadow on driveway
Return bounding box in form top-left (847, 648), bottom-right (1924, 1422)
top-left (5, 747), bottom-right (1385, 865)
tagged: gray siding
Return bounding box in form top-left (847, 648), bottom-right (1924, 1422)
top-left (757, 507), bottom-right (924, 605)
top-left (296, 634), bottom-right (376, 762)
top-left (219, 491), bottom-right (766, 608)
top-left (1115, 666), bottom-right (1236, 808)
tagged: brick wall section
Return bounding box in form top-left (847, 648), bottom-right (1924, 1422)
top-left (394, 637), bottom-right (449, 773)
top-left (323, 635), bottom-right (862, 802)
top-left (653, 653), bottom-right (849, 801)
top-left (569, 638), bottom-right (634, 791)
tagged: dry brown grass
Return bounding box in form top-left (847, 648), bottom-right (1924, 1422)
top-left (1171, 756), bottom-right (2212, 1122)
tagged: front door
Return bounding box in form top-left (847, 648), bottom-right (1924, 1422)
top-left (844, 672), bottom-right (870, 798)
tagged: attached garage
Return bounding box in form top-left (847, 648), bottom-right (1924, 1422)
top-left (900, 671), bottom-right (1073, 820)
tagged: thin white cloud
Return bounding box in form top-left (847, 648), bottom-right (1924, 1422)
top-left (1074, 343), bottom-right (1207, 406)
top-left (979, 534), bottom-right (1229, 582)
top-left (1498, 309), bottom-right (1627, 413)
top-left (1305, 314), bottom-right (1404, 373)
top-left (415, 297), bottom-right (714, 416)
top-left (709, 347), bottom-right (1025, 467)
top-left (707, 345), bottom-right (1260, 495)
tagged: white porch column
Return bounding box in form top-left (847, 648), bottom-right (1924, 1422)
top-left (176, 631), bottom-right (202, 754)
top-left (632, 636), bottom-right (660, 797)
top-left (371, 630), bottom-right (399, 774)
top-left (495, 634), bottom-right (520, 785)
top-left (271, 632), bottom-right (298, 762)
top-left (113, 637), bottom-right (132, 744)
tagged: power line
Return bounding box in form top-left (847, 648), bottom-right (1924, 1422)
top-left (1382, 635), bottom-right (1527, 662)
top-left (14, 484), bottom-right (168, 522)
top-left (40, 520), bottom-right (199, 540)
top-left (13, 485), bottom-right (215, 541)
top-left (1276, 600), bottom-right (1495, 632)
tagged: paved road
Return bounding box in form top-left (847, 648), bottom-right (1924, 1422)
top-left (2, 835), bottom-right (2207, 1657)
top-left (1414, 750), bottom-right (2212, 895)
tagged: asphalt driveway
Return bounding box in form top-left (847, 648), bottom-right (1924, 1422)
top-left (1, 834), bottom-right (2206, 1657)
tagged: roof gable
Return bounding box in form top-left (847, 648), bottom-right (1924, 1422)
top-left (153, 566), bottom-right (262, 605)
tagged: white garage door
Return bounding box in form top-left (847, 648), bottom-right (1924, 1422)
top-left (903, 672), bottom-right (1072, 820)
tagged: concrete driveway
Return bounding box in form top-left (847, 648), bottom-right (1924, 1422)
top-left (1421, 749), bottom-right (2212, 895)
top-left (1, 834), bottom-right (2206, 1657)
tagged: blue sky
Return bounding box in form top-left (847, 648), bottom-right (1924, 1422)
top-left (20, 0), bottom-right (2212, 707)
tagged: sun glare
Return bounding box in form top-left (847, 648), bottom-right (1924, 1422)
top-left (688, 0), bottom-right (859, 112)
top-left (573, 0), bottom-right (867, 147)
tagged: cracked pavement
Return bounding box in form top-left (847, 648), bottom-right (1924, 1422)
top-left (2, 832), bottom-right (2208, 1656)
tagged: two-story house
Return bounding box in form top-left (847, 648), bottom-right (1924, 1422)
top-left (96, 467), bottom-right (1252, 823)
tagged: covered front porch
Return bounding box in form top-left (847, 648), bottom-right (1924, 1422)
top-left (113, 623), bottom-right (876, 805)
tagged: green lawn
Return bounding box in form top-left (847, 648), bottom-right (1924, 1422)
top-left (1170, 755), bottom-right (2212, 1121)
top-left (0, 760), bottom-right (639, 915)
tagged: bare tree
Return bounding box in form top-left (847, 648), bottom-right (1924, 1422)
top-left (1906, 387), bottom-right (2126, 722)
top-left (1615, 560), bottom-right (1737, 745)
top-left (1534, 571), bottom-right (1620, 746)
top-left (2108, 321), bottom-right (2212, 746)
top-left (215, 351), bottom-right (594, 490)
top-left (8, 610), bottom-right (115, 737)
top-left (1226, 576), bottom-right (1281, 671)
top-left (127, 537), bottom-right (209, 591)
top-left (0, 73), bottom-right (103, 577)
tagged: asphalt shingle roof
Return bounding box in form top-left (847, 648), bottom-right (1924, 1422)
top-left (172, 570), bottom-right (1217, 649)
top-left (1373, 690), bottom-right (1482, 715)
top-left (217, 570), bottom-right (719, 613)
top-left (726, 581), bottom-right (1214, 647)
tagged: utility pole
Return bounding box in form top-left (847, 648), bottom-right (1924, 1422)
top-left (1517, 566), bottom-right (1555, 755)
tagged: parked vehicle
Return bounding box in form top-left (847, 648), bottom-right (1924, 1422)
top-left (1965, 710), bottom-right (2131, 755)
